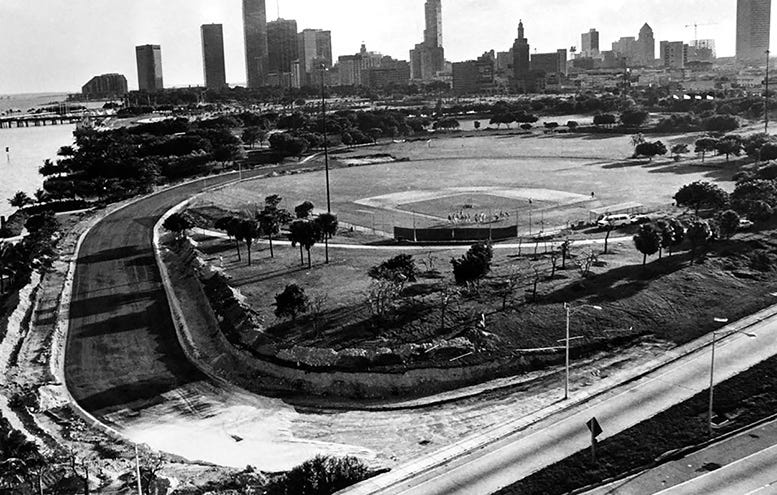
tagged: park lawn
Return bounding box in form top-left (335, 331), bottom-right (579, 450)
top-left (495, 341), bottom-right (777, 495)
top-left (193, 225), bottom-right (777, 369)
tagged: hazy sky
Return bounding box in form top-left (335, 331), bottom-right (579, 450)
top-left (0, 0), bottom-right (772, 94)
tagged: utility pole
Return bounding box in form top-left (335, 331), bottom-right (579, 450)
top-left (321, 65), bottom-right (331, 213)
top-left (766, 49), bottom-right (771, 135)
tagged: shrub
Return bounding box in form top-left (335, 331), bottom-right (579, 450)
top-left (451, 243), bottom-right (493, 285)
top-left (368, 254), bottom-right (418, 284)
top-left (274, 284), bottom-right (309, 321)
top-left (265, 455), bottom-right (371, 495)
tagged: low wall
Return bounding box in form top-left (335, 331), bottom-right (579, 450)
top-left (394, 225), bottom-right (517, 243)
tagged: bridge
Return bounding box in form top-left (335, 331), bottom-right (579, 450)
top-left (0, 112), bottom-right (85, 128)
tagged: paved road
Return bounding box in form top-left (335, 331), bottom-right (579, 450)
top-left (340, 314), bottom-right (777, 495)
top-left (65, 176), bottom-right (239, 416)
top-left (656, 444), bottom-right (777, 495)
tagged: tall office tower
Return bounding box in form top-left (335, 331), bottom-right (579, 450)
top-left (424, 0), bottom-right (443, 47)
top-left (410, 0), bottom-right (445, 81)
top-left (737, 0), bottom-right (772, 64)
top-left (637, 23), bottom-right (655, 66)
top-left (581, 28), bottom-right (600, 57)
top-left (201, 24), bottom-right (227, 90)
top-left (512, 20), bottom-right (531, 81)
top-left (267, 18), bottom-right (298, 74)
top-left (243, 0), bottom-right (268, 88)
top-left (660, 41), bottom-right (687, 69)
top-left (135, 44), bottom-right (163, 92)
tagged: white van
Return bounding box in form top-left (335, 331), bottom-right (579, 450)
top-left (597, 214), bottom-right (633, 228)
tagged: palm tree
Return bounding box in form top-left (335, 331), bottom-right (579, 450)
top-left (215, 216), bottom-right (242, 261)
top-left (8, 191), bottom-right (33, 210)
top-left (238, 219), bottom-right (261, 266)
top-left (257, 195), bottom-right (292, 258)
top-left (289, 220), bottom-right (321, 268)
top-left (315, 213), bottom-right (338, 264)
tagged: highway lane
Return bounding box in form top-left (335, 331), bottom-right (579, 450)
top-left (341, 316), bottom-right (777, 495)
top-left (656, 444), bottom-right (777, 495)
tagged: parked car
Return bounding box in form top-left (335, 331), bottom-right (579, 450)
top-left (738, 218), bottom-right (754, 230)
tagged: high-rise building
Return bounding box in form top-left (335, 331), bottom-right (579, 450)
top-left (135, 44), bottom-right (163, 92)
top-left (737, 0), bottom-right (771, 64)
top-left (512, 20), bottom-right (531, 89)
top-left (531, 49), bottom-right (568, 76)
top-left (267, 18), bottom-right (298, 77)
top-left (243, 0), bottom-right (268, 88)
top-left (660, 41), bottom-right (687, 69)
top-left (201, 24), bottom-right (227, 90)
top-left (637, 23), bottom-right (655, 66)
top-left (612, 36), bottom-right (638, 65)
top-left (81, 73), bottom-right (128, 98)
top-left (581, 29), bottom-right (600, 58)
top-left (452, 51), bottom-right (496, 94)
top-left (297, 29), bottom-right (332, 85)
top-left (410, 0), bottom-right (445, 81)
top-left (687, 39), bottom-right (716, 63)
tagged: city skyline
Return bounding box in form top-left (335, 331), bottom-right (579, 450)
top-left (1, 0), bottom-right (775, 93)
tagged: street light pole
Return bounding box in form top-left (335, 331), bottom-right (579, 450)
top-left (564, 303), bottom-right (571, 400)
top-left (766, 49), bottom-right (771, 135)
top-left (707, 330), bottom-right (717, 437)
top-left (321, 65), bottom-right (331, 213)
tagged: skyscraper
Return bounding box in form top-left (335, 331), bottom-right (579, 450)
top-left (737, 0), bottom-right (771, 64)
top-left (512, 20), bottom-right (531, 87)
top-left (410, 0), bottom-right (445, 81)
top-left (201, 24), bottom-right (227, 90)
top-left (135, 44), bottom-right (163, 92)
top-left (637, 23), bottom-right (655, 66)
top-left (243, 0), bottom-right (268, 88)
top-left (581, 29), bottom-right (600, 58)
top-left (267, 18), bottom-right (298, 75)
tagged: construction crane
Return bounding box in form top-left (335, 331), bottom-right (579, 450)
top-left (685, 22), bottom-right (718, 42)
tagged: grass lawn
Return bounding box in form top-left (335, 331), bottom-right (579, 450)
top-left (191, 220), bottom-right (777, 370)
top-left (191, 132), bottom-right (740, 235)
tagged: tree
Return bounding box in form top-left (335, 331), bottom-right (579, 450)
top-left (265, 455), bottom-right (370, 495)
top-left (702, 114), bottom-right (739, 133)
top-left (257, 195), bottom-right (293, 258)
top-left (215, 216), bottom-right (243, 261)
top-left (451, 243), bottom-right (493, 286)
top-left (633, 224), bottom-right (661, 267)
top-left (543, 122), bottom-right (560, 132)
top-left (715, 136), bottom-right (742, 162)
top-left (369, 254), bottom-right (418, 286)
top-left (635, 140), bottom-right (667, 161)
top-left (670, 143), bottom-right (689, 161)
top-left (674, 181), bottom-right (729, 216)
top-left (295, 201), bottom-right (315, 219)
top-left (314, 212), bottom-right (338, 264)
top-left (33, 188), bottom-right (48, 204)
top-left (520, 123), bottom-right (533, 131)
top-left (274, 284), bottom-right (309, 321)
top-left (241, 126), bottom-right (263, 149)
top-left (8, 191), bottom-right (33, 210)
top-left (593, 113), bottom-right (617, 127)
top-left (474, 121), bottom-right (481, 130)
top-left (687, 220), bottom-right (712, 262)
top-left (731, 179), bottom-right (777, 218)
top-left (718, 210), bottom-right (740, 239)
top-left (694, 137), bottom-right (719, 163)
top-left (162, 212), bottom-right (193, 241)
top-left (288, 219), bottom-right (321, 268)
top-left (620, 109), bottom-right (649, 127)
top-left (237, 219), bottom-right (261, 266)
top-left (566, 120), bottom-right (579, 131)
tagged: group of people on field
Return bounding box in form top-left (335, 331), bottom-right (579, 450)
top-left (447, 209), bottom-right (511, 225)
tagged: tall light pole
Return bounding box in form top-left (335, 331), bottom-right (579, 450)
top-left (320, 64), bottom-right (331, 213)
top-left (766, 49), bottom-right (771, 135)
top-left (708, 317), bottom-right (756, 436)
top-left (563, 302), bottom-right (602, 400)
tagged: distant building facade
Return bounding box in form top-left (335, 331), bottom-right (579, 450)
top-left (410, 0), bottom-right (445, 81)
top-left (637, 23), bottom-right (655, 66)
top-left (452, 51), bottom-right (496, 94)
top-left (531, 49), bottom-right (568, 76)
top-left (737, 0), bottom-right (771, 64)
top-left (660, 41), bottom-right (687, 69)
top-left (296, 29), bottom-right (332, 86)
top-left (512, 20), bottom-right (531, 90)
top-left (243, 0), bottom-right (269, 88)
top-left (267, 18), bottom-right (298, 76)
top-left (81, 73), bottom-right (128, 98)
top-left (581, 29), bottom-right (600, 58)
top-left (135, 44), bottom-right (163, 92)
top-left (201, 24), bottom-right (227, 90)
